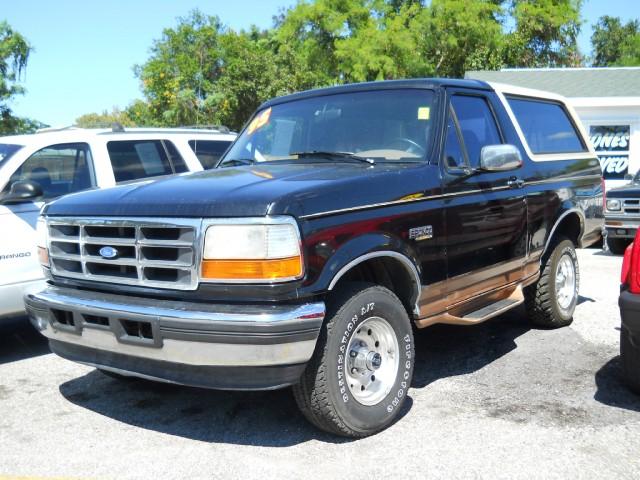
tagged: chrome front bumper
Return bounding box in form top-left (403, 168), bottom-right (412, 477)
top-left (25, 286), bottom-right (325, 390)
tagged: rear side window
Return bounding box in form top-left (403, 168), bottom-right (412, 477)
top-left (506, 97), bottom-right (586, 154)
top-left (107, 140), bottom-right (182, 183)
top-left (188, 140), bottom-right (232, 169)
top-left (164, 141), bottom-right (188, 173)
top-left (450, 95), bottom-right (502, 167)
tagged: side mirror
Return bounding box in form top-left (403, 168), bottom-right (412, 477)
top-left (0, 180), bottom-right (44, 204)
top-left (624, 174), bottom-right (633, 181)
top-left (479, 144), bottom-right (523, 172)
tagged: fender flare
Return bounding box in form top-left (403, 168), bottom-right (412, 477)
top-left (543, 208), bottom-right (585, 255)
top-left (327, 250), bottom-right (422, 316)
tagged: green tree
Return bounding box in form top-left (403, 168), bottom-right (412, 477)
top-left (0, 21), bottom-right (44, 134)
top-left (74, 107), bottom-right (137, 128)
top-left (134, 10), bottom-right (225, 126)
top-left (591, 15), bottom-right (640, 66)
top-left (503, 0), bottom-right (583, 67)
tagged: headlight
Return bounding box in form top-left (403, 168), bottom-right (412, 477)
top-left (201, 218), bottom-right (303, 282)
top-left (36, 216), bottom-right (49, 267)
top-left (606, 199), bottom-right (622, 211)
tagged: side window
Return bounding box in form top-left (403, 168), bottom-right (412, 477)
top-left (506, 97), bottom-right (587, 154)
top-left (451, 95), bottom-right (502, 167)
top-left (443, 107), bottom-right (466, 169)
top-left (4, 143), bottom-right (94, 200)
top-left (188, 140), bottom-right (233, 169)
top-left (164, 141), bottom-right (188, 173)
top-left (107, 140), bottom-right (174, 183)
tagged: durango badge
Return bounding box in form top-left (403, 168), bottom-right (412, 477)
top-left (99, 246), bottom-right (118, 259)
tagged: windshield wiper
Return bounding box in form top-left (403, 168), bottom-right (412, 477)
top-left (291, 150), bottom-right (375, 165)
top-left (220, 158), bottom-right (257, 167)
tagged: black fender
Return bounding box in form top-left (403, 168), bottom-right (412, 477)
top-left (309, 232), bottom-right (422, 315)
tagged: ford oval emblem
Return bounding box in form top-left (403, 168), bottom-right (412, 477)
top-left (99, 246), bottom-right (118, 259)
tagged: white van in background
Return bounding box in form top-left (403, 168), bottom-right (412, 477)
top-left (0, 126), bottom-right (235, 322)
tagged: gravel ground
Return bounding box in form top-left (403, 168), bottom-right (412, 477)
top-left (0, 247), bottom-right (638, 480)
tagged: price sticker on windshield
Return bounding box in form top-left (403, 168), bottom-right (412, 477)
top-left (417, 107), bottom-right (430, 120)
top-left (247, 107), bottom-right (272, 135)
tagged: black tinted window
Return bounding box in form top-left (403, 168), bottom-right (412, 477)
top-left (107, 140), bottom-right (173, 183)
top-left (164, 140), bottom-right (188, 173)
top-left (189, 140), bottom-right (232, 169)
top-left (451, 95), bottom-right (502, 167)
top-left (443, 108), bottom-right (466, 169)
top-left (507, 97), bottom-right (586, 154)
top-left (4, 143), bottom-right (94, 200)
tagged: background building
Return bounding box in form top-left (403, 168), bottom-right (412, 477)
top-left (466, 67), bottom-right (640, 189)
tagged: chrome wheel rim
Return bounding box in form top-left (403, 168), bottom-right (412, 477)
top-left (345, 316), bottom-right (399, 406)
top-left (555, 254), bottom-right (576, 311)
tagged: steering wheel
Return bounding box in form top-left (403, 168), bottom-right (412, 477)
top-left (389, 137), bottom-right (426, 156)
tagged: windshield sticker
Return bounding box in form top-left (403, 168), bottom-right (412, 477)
top-left (417, 107), bottom-right (430, 120)
top-left (247, 107), bottom-right (272, 135)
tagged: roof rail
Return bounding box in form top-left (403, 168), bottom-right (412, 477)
top-left (35, 125), bottom-right (78, 134)
top-left (179, 125), bottom-right (231, 134)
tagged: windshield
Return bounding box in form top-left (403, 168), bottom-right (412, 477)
top-left (0, 143), bottom-right (23, 168)
top-left (221, 89), bottom-right (435, 166)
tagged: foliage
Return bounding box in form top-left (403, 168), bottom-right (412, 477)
top-left (591, 16), bottom-right (640, 67)
top-left (80, 1), bottom-right (593, 130)
top-left (74, 108), bottom-right (137, 128)
top-left (0, 21), bottom-right (45, 134)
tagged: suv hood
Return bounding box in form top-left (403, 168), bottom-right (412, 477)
top-left (607, 182), bottom-right (640, 198)
top-left (44, 162), bottom-right (434, 219)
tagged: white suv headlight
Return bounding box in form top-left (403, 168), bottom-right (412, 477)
top-left (606, 199), bottom-right (622, 211)
top-left (36, 216), bottom-right (49, 267)
top-left (201, 217), bottom-right (303, 282)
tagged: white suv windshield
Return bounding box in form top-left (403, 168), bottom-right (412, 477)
top-left (221, 89), bottom-right (435, 166)
top-left (0, 143), bottom-right (23, 168)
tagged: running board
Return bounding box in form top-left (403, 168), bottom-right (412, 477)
top-left (416, 285), bottom-right (524, 328)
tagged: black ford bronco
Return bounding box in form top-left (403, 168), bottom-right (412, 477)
top-left (26, 79), bottom-right (603, 437)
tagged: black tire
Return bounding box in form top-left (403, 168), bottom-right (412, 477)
top-left (293, 282), bottom-right (415, 438)
top-left (524, 237), bottom-right (579, 328)
top-left (621, 326), bottom-right (640, 394)
top-left (607, 237), bottom-right (630, 255)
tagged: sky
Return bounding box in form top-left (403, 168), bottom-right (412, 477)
top-left (3, 0), bottom-right (639, 127)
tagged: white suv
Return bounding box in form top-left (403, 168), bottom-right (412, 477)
top-left (0, 126), bottom-right (235, 321)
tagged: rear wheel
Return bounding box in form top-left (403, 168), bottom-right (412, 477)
top-left (525, 237), bottom-right (579, 328)
top-left (293, 283), bottom-right (414, 437)
top-left (621, 326), bottom-right (640, 394)
top-left (607, 237), bottom-right (630, 255)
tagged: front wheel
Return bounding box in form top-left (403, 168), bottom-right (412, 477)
top-left (525, 237), bottom-right (579, 328)
top-left (293, 283), bottom-right (415, 437)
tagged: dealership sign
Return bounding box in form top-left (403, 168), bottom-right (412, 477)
top-left (589, 125), bottom-right (631, 179)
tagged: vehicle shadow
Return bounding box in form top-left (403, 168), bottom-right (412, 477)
top-left (0, 319), bottom-right (50, 365)
top-left (58, 307), bottom-right (530, 446)
top-left (59, 368), bottom-right (413, 447)
top-left (594, 356), bottom-right (640, 412)
top-left (412, 305), bottom-right (531, 388)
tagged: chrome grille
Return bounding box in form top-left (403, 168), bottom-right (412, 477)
top-left (47, 218), bottom-right (201, 290)
top-left (622, 198), bottom-right (640, 215)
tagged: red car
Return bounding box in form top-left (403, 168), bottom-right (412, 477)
top-left (619, 230), bottom-right (640, 393)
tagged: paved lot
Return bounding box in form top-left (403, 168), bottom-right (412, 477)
top-left (0, 248), bottom-right (638, 480)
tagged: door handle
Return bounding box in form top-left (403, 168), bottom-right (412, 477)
top-left (507, 177), bottom-right (525, 189)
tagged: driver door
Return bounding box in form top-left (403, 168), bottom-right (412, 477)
top-left (442, 90), bottom-right (528, 307)
top-left (0, 143), bottom-right (95, 292)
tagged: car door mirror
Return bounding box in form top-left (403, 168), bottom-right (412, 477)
top-left (0, 180), bottom-right (44, 204)
top-left (624, 173), bottom-right (633, 181)
top-left (479, 144), bottom-right (523, 172)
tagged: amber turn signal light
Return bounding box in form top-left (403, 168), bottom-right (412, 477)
top-left (201, 256), bottom-right (303, 281)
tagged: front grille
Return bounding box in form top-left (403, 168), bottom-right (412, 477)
top-left (47, 218), bottom-right (201, 290)
top-left (622, 199), bottom-right (640, 215)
